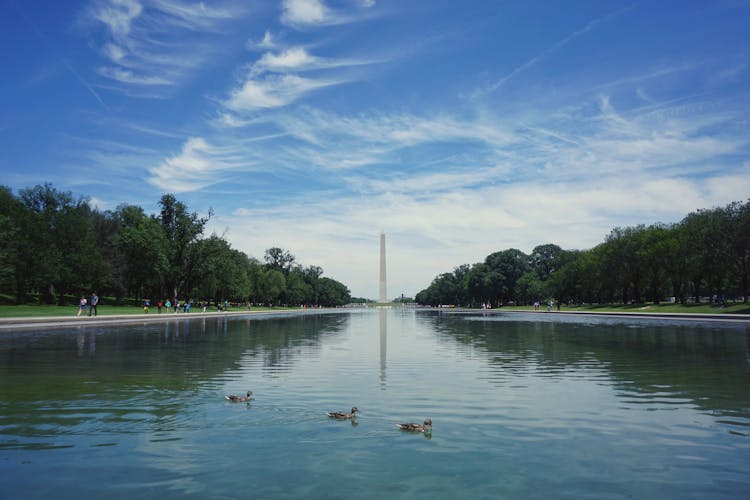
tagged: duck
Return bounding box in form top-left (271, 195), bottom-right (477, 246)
top-left (225, 390), bottom-right (253, 402)
top-left (326, 407), bottom-right (359, 419)
top-left (397, 418), bottom-right (432, 433)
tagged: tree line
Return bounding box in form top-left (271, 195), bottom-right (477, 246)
top-left (0, 184), bottom-right (351, 307)
top-left (415, 200), bottom-right (750, 307)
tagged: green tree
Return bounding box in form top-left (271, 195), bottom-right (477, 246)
top-left (681, 208), bottom-right (730, 302)
top-left (283, 268), bottom-right (311, 305)
top-left (261, 268), bottom-right (286, 305)
top-left (515, 271), bottom-right (544, 305)
top-left (246, 257), bottom-right (265, 303)
top-left (189, 235), bottom-right (250, 303)
top-left (116, 205), bottom-right (168, 300)
top-left (299, 265), bottom-right (323, 305)
top-left (637, 224), bottom-right (672, 304)
top-left (158, 194), bottom-right (209, 298)
top-left (530, 243), bottom-right (563, 281)
top-left (317, 277), bottom-right (350, 306)
top-left (485, 249), bottom-right (529, 305)
top-left (726, 200), bottom-right (750, 302)
top-left (602, 226), bottom-right (645, 303)
top-left (18, 184), bottom-right (102, 305)
top-left (546, 250), bottom-right (585, 304)
top-left (0, 187), bottom-right (23, 300)
top-left (264, 247), bottom-right (296, 274)
top-left (466, 263), bottom-right (491, 306)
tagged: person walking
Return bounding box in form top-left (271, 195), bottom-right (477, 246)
top-left (77, 295), bottom-right (87, 317)
top-left (88, 292), bottom-right (99, 317)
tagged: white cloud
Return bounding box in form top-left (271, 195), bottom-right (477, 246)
top-left (87, 196), bottom-right (117, 211)
top-left (280, 0), bottom-right (377, 28)
top-left (91, 0), bottom-right (142, 39)
top-left (98, 66), bottom-right (172, 85)
top-left (85, 0), bottom-right (246, 92)
top-left (222, 44), bottom-right (376, 114)
top-left (255, 47), bottom-right (319, 72)
top-left (151, 0), bottom-right (236, 29)
top-left (247, 30), bottom-right (277, 51)
top-left (148, 137), bottom-right (245, 192)
top-left (224, 74), bottom-right (337, 111)
top-left (218, 168), bottom-right (741, 300)
top-left (203, 83), bottom-right (748, 299)
top-left (702, 169), bottom-right (750, 203)
top-left (282, 0), bottom-right (328, 26)
top-left (262, 108), bottom-right (517, 157)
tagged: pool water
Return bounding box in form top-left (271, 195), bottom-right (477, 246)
top-left (1, 309), bottom-right (749, 499)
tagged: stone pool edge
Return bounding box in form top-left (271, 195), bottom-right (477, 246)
top-left (0, 308), bottom-right (348, 331)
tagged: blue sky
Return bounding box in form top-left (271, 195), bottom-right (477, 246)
top-left (1, 0), bottom-right (749, 300)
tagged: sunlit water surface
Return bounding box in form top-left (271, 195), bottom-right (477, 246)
top-left (1, 310), bottom-right (749, 499)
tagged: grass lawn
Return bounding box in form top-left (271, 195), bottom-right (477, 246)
top-left (503, 302), bottom-right (750, 315)
top-left (0, 304), bottom-right (290, 318)
top-left (2, 302), bottom-right (748, 318)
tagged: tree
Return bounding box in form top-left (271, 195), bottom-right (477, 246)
top-left (637, 224), bottom-right (672, 304)
top-left (317, 277), bottom-right (350, 306)
top-left (246, 257), bottom-right (265, 303)
top-left (726, 200), bottom-right (750, 302)
top-left (485, 249), bottom-right (529, 305)
top-left (681, 208), bottom-right (730, 302)
top-left (158, 194), bottom-right (208, 298)
top-left (546, 250), bottom-right (584, 304)
top-left (116, 205), bottom-right (168, 300)
top-left (189, 235), bottom-right (249, 303)
top-left (0, 184), bottom-right (354, 307)
top-left (466, 263), bottom-right (491, 306)
top-left (515, 271), bottom-right (544, 305)
top-left (264, 247), bottom-right (296, 274)
top-left (88, 208), bottom-right (122, 298)
top-left (283, 268), bottom-right (311, 305)
top-left (299, 265), bottom-right (323, 305)
top-left (261, 269), bottom-right (286, 304)
top-left (530, 244), bottom-right (563, 281)
top-left (602, 226), bottom-right (645, 303)
top-left (0, 186), bottom-right (23, 300)
top-left (17, 184), bottom-right (102, 305)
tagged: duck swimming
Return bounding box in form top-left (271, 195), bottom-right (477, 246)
top-left (225, 390), bottom-right (253, 402)
top-left (397, 418), bottom-right (432, 433)
top-left (327, 407), bottom-right (359, 419)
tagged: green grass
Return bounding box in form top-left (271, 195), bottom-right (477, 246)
top-left (0, 305), bottom-right (141, 317)
top-left (501, 302), bottom-right (750, 315)
top-left (3, 302), bottom-right (748, 319)
top-left (0, 304), bottom-right (293, 318)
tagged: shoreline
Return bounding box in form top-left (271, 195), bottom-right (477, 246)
top-left (0, 308), bottom-right (343, 331)
top-left (1, 306), bottom-right (749, 331)
top-left (440, 307), bottom-right (750, 323)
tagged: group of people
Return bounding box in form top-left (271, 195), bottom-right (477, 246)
top-left (77, 292), bottom-right (99, 317)
top-left (76, 294), bottom-right (239, 316)
top-left (143, 298), bottom-right (198, 314)
top-left (532, 300), bottom-right (558, 311)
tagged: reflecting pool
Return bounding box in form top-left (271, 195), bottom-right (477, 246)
top-left (1, 310), bottom-right (749, 499)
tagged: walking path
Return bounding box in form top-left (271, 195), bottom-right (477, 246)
top-left (0, 308), bottom-right (334, 331)
top-left (2, 307), bottom-right (748, 331)
top-left (446, 308), bottom-right (750, 323)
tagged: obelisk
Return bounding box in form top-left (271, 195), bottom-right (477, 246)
top-left (379, 230), bottom-right (387, 303)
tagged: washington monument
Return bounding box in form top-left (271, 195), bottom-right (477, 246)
top-left (379, 230), bottom-right (387, 303)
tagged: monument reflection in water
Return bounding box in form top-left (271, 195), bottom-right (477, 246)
top-left (0, 310), bottom-right (748, 499)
